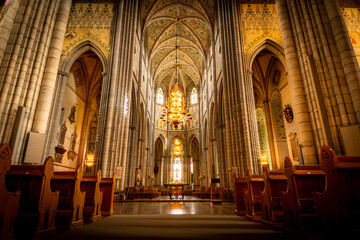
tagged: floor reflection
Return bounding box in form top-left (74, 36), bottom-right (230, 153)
top-left (113, 201), bottom-right (236, 215)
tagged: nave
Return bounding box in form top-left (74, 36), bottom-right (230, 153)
top-left (51, 201), bottom-right (303, 240)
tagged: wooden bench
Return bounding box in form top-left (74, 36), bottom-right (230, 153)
top-left (313, 145), bottom-right (360, 231)
top-left (51, 165), bottom-right (85, 229)
top-left (5, 156), bottom-right (59, 239)
top-left (0, 144), bottom-right (20, 240)
top-left (125, 187), bottom-right (136, 200)
top-left (80, 170), bottom-right (103, 223)
top-left (100, 174), bottom-right (116, 216)
top-left (280, 157), bottom-right (325, 230)
top-left (244, 170), bottom-right (264, 221)
top-left (234, 176), bottom-right (247, 216)
top-left (260, 165), bottom-right (287, 225)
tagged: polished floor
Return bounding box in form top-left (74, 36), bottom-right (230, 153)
top-left (50, 201), bottom-right (309, 240)
top-left (114, 201), bottom-right (236, 214)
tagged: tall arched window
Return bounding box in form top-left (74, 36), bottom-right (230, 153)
top-left (157, 87), bottom-right (164, 105)
top-left (190, 87), bottom-right (197, 105)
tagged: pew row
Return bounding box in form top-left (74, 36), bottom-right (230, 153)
top-left (0, 144), bottom-right (20, 240)
top-left (244, 170), bottom-right (264, 222)
top-left (234, 176), bottom-right (247, 216)
top-left (5, 157), bottom-right (59, 239)
top-left (100, 174), bottom-right (116, 216)
top-left (260, 165), bottom-right (287, 226)
top-left (280, 157), bottom-right (325, 230)
top-left (51, 165), bottom-right (85, 229)
top-left (313, 145), bottom-right (360, 231)
top-left (80, 170), bottom-right (103, 223)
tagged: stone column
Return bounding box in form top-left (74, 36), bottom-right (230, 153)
top-left (324, 0), bottom-right (360, 123)
top-left (0, 0), bottom-right (21, 64)
top-left (32, 0), bottom-right (71, 134)
top-left (275, 0), bottom-right (317, 164)
top-left (43, 71), bottom-right (69, 159)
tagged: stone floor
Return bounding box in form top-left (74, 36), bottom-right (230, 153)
top-left (51, 200), bottom-right (308, 240)
top-left (114, 201), bottom-right (236, 214)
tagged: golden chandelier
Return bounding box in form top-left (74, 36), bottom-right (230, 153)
top-left (160, 10), bottom-right (191, 129)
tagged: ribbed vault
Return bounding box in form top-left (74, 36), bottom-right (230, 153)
top-left (142, 0), bottom-right (214, 91)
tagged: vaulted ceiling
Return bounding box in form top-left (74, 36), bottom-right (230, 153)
top-left (141, 0), bottom-right (214, 91)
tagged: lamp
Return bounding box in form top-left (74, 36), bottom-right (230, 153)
top-left (260, 153), bottom-right (269, 166)
top-left (86, 153), bottom-right (95, 167)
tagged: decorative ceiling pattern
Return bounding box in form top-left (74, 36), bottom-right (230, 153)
top-left (142, 0), bottom-right (213, 90)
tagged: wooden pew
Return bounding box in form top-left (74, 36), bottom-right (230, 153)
top-left (234, 176), bottom-right (247, 216)
top-left (280, 157), bottom-right (325, 230)
top-left (80, 170), bottom-right (103, 223)
top-left (5, 157), bottom-right (59, 239)
top-left (100, 174), bottom-right (116, 216)
top-left (313, 145), bottom-right (360, 231)
top-left (0, 144), bottom-right (20, 240)
top-left (51, 165), bottom-right (85, 229)
top-left (260, 165), bottom-right (287, 226)
top-left (244, 170), bottom-right (264, 221)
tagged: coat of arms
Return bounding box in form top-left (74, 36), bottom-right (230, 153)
top-left (283, 104), bottom-right (294, 123)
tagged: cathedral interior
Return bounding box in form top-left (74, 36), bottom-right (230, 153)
top-left (0, 0), bottom-right (360, 239)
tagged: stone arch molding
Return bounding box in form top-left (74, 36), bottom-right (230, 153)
top-left (59, 39), bottom-right (109, 74)
top-left (247, 39), bottom-right (286, 71)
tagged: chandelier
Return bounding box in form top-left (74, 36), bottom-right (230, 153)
top-left (160, 10), bottom-right (191, 129)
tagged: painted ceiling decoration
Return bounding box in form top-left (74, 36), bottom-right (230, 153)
top-left (141, 0), bottom-right (214, 90)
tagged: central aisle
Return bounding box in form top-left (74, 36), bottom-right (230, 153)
top-left (52, 202), bottom-right (305, 240)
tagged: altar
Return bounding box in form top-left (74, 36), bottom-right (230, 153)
top-left (168, 182), bottom-right (185, 199)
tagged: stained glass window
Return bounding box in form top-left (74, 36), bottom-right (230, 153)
top-left (270, 90), bottom-right (286, 139)
top-left (157, 87), bottom-right (164, 105)
top-left (190, 87), bottom-right (197, 105)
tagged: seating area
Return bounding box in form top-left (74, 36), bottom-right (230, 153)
top-left (192, 187), bottom-right (232, 200)
top-left (234, 145), bottom-right (360, 234)
top-left (0, 144), bottom-right (116, 240)
top-left (125, 187), bottom-right (161, 199)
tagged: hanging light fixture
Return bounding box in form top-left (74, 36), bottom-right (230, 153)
top-left (160, 7), bottom-right (191, 129)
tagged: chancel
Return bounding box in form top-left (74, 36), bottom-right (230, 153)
top-left (0, 0), bottom-right (360, 239)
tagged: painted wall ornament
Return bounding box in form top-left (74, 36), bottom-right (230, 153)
top-left (68, 104), bottom-right (77, 123)
top-left (283, 104), bottom-right (294, 123)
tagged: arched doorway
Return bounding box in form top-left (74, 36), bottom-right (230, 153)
top-left (154, 137), bottom-right (164, 186)
top-left (190, 137), bottom-right (200, 186)
top-left (251, 48), bottom-right (294, 169)
top-left (56, 50), bottom-right (103, 174)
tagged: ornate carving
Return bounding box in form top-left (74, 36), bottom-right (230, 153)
top-left (68, 105), bottom-right (77, 123)
top-left (283, 104), bottom-right (294, 123)
top-left (68, 128), bottom-right (78, 161)
top-left (59, 121), bottom-right (67, 146)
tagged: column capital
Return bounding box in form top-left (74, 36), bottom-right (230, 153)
top-left (58, 71), bottom-right (70, 78)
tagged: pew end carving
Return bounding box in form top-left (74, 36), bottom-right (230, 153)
top-left (313, 145), bottom-right (360, 232)
top-left (244, 170), bottom-right (264, 222)
top-left (260, 165), bottom-right (287, 226)
top-left (234, 174), bottom-right (247, 216)
top-left (280, 157), bottom-right (325, 230)
top-left (51, 164), bottom-right (85, 229)
top-left (0, 144), bottom-right (20, 240)
top-left (5, 156), bottom-right (59, 239)
top-left (80, 169), bottom-right (103, 223)
top-left (100, 174), bottom-right (116, 216)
